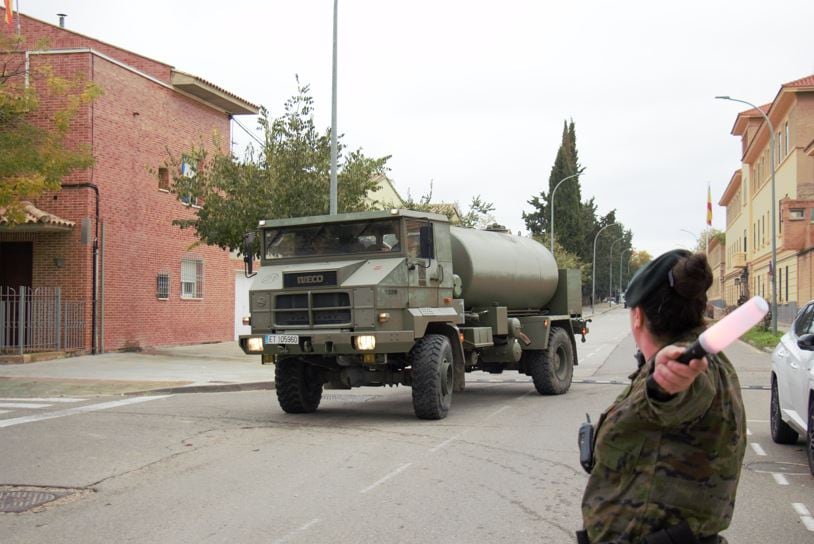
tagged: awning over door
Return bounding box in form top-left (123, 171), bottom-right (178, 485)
top-left (0, 201), bottom-right (75, 232)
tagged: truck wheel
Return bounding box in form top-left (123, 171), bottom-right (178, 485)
top-left (275, 358), bottom-right (323, 414)
top-left (528, 327), bottom-right (573, 395)
top-left (411, 334), bottom-right (454, 420)
top-left (770, 377), bottom-right (798, 444)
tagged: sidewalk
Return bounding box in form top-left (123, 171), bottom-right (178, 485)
top-left (0, 342), bottom-right (274, 398)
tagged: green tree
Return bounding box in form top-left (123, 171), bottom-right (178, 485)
top-left (167, 80), bottom-right (390, 252)
top-left (0, 34), bottom-right (99, 223)
top-left (523, 120), bottom-right (592, 259)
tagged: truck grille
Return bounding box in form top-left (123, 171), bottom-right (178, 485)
top-left (274, 291), bottom-right (352, 327)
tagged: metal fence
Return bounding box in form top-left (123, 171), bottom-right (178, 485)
top-left (0, 286), bottom-right (86, 354)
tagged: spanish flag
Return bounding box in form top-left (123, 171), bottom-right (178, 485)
top-left (4, 0), bottom-right (12, 28)
top-left (706, 184), bottom-right (713, 226)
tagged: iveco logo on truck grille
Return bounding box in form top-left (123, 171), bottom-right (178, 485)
top-left (283, 270), bottom-right (338, 288)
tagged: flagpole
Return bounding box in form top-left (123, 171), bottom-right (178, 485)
top-left (15, 0), bottom-right (19, 35)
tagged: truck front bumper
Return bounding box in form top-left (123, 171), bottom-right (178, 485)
top-left (239, 330), bottom-right (416, 356)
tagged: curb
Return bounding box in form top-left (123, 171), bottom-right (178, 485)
top-left (127, 381), bottom-right (276, 396)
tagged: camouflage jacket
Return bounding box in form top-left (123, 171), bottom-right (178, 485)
top-left (581, 347), bottom-right (746, 543)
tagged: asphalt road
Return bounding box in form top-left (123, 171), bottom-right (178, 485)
top-left (1, 308), bottom-right (812, 543)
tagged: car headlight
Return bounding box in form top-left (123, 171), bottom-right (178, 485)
top-left (353, 335), bottom-right (376, 351)
top-left (246, 337), bottom-right (264, 353)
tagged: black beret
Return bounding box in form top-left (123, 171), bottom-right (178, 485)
top-left (624, 249), bottom-right (691, 308)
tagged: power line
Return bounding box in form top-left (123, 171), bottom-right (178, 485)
top-left (231, 116), bottom-right (264, 148)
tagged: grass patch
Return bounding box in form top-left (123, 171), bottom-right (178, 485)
top-left (741, 326), bottom-right (784, 350)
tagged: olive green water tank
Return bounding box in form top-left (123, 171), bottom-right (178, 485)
top-left (450, 226), bottom-right (559, 310)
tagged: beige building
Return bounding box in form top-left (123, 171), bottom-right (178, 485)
top-left (706, 235), bottom-right (725, 316)
top-left (719, 74), bottom-right (814, 324)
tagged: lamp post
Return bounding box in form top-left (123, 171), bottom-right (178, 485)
top-left (329, 0), bottom-right (339, 215)
top-left (549, 169), bottom-right (586, 255)
top-left (620, 248), bottom-right (630, 295)
top-left (680, 228), bottom-right (700, 247)
top-left (716, 95), bottom-right (777, 333)
top-left (592, 222), bottom-right (620, 315)
top-left (610, 238), bottom-right (624, 302)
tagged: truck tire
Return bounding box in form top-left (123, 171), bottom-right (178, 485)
top-left (411, 334), bottom-right (454, 420)
top-left (275, 358), bottom-right (323, 414)
top-left (526, 327), bottom-right (573, 395)
top-left (770, 377), bottom-right (798, 444)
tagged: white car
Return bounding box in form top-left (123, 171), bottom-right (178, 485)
top-left (770, 301), bottom-right (814, 474)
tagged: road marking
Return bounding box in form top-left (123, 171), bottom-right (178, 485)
top-left (0, 397), bottom-right (85, 403)
top-left (270, 518), bottom-right (321, 544)
top-left (771, 473), bottom-right (789, 485)
top-left (360, 463), bottom-right (412, 494)
top-left (486, 405), bottom-right (510, 419)
top-left (0, 396), bottom-right (171, 429)
top-left (430, 432), bottom-right (465, 453)
top-left (793, 503), bottom-right (810, 516)
top-left (0, 402), bottom-right (52, 409)
top-left (746, 419), bottom-right (769, 423)
top-left (750, 443), bottom-right (767, 456)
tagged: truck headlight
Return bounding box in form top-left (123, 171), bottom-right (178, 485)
top-left (247, 337), bottom-right (264, 353)
top-left (353, 335), bottom-right (376, 351)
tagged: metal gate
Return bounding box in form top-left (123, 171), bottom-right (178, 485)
top-left (0, 286), bottom-right (85, 354)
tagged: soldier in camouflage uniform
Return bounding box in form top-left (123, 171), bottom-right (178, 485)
top-left (580, 250), bottom-right (747, 544)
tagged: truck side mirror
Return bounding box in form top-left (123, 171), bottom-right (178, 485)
top-left (243, 232), bottom-right (256, 278)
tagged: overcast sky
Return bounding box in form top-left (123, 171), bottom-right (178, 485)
top-left (17, 1), bottom-right (814, 257)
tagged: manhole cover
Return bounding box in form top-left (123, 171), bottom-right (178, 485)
top-left (0, 486), bottom-right (85, 513)
top-left (1, 491), bottom-right (59, 513)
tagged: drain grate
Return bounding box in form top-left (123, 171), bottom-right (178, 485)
top-left (0, 486), bottom-right (82, 513)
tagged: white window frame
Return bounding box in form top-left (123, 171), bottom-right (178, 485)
top-left (181, 258), bottom-right (204, 299)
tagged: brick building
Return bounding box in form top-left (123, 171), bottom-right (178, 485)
top-left (719, 75), bottom-right (814, 325)
top-left (0, 12), bottom-right (258, 354)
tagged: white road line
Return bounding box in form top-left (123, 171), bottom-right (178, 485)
top-left (0, 402), bottom-right (52, 409)
top-left (750, 443), bottom-right (767, 456)
top-left (360, 463), bottom-right (412, 494)
top-left (746, 419), bottom-right (769, 423)
top-left (270, 518), bottom-right (321, 544)
top-left (793, 503), bottom-right (811, 517)
top-left (486, 405), bottom-right (510, 419)
top-left (0, 396), bottom-right (171, 429)
top-left (0, 397), bottom-right (85, 403)
top-left (771, 473), bottom-right (789, 485)
top-left (802, 517), bottom-right (814, 532)
top-left (429, 432), bottom-right (465, 453)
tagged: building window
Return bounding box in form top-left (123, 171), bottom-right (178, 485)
top-left (156, 273), bottom-right (170, 299)
top-left (181, 258), bottom-right (203, 299)
top-left (179, 161), bottom-right (199, 207)
top-left (784, 121), bottom-right (790, 156)
top-left (158, 167), bottom-right (170, 191)
top-left (789, 208), bottom-right (805, 220)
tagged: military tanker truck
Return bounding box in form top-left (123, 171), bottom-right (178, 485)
top-left (239, 209), bottom-right (590, 420)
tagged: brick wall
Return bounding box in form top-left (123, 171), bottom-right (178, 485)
top-left (2, 17), bottom-right (239, 352)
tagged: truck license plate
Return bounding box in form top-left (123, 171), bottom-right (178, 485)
top-left (265, 334), bottom-right (299, 345)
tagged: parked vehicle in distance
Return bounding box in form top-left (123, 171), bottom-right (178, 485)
top-left (770, 300), bottom-right (814, 474)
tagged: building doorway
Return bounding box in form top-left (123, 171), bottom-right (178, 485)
top-left (0, 242), bottom-right (33, 289)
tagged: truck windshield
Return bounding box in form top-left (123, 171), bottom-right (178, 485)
top-left (263, 218), bottom-right (402, 260)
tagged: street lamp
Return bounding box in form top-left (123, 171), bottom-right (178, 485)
top-left (620, 248), bottom-right (630, 295)
top-left (549, 168), bottom-right (586, 255)
top-left (716, 95), bottom-right (777, 333)
top-left (329, 0), bottom-right (339, 215)
top-left (610, 238), bottom-right (624, 302)
top-left (592, 222), bottom-right (620, 315)
top-left (680, 228), bottom-right (700, 246)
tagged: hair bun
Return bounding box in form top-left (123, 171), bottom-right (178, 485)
top-left (671, 253), bottom-right (713, 299)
